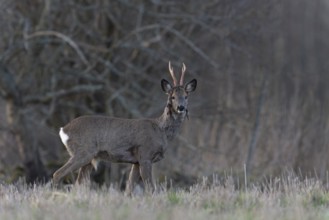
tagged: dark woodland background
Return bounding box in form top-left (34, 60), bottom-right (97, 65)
top-left (0, 0), bottom-right (329, 186)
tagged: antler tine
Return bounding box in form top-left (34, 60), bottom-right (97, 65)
top-left (168, 61), bottom-right (177, 86)
top-left (179, 63), bottom-right (186, 86)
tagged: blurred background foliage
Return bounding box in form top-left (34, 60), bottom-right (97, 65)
top-left (0, 0), bottom-right (328, 186)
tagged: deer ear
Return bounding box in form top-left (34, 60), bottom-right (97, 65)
top-left (161, 79), bottom-right (173, 93)
top-left (185, 79), bottom-right (197, 93)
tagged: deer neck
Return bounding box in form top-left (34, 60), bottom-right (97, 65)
top-left (157, 104), bottom-right (186, 141)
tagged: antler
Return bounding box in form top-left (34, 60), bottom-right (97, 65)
top-left (180, 63), bottom-right (186, 86)
top-left (168, 61), bottom-right (178, 86)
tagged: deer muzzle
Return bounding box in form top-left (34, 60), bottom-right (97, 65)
top-left (177, 105), bottom-right (185, 113)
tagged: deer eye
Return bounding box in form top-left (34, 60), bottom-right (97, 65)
top-left (171, 96), bottom-right (175, 100)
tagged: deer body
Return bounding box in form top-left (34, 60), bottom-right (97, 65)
top-left (59, 115), bottom-right (173, 165)
top-left (53, 62), bottom-right (197, 194)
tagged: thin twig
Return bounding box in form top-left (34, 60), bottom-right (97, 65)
top-left (164, 26), bottom-right (219, 68)
top-left (24, 84), bottom-right (103, 104)
top-left (25, 30), bottom-right (90, 67)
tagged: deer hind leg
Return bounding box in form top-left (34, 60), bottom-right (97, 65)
top-left (53, 153), bottom-right (92, 185)
top-left (139, 160), bottom-right (154, 193)
top-left (125, 164), bottom-right (143, 196)
top-left (76, 163), bottom-right (93, 185)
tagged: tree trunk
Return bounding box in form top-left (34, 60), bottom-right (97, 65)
top-left (0, 66), bottom-right (48, 183)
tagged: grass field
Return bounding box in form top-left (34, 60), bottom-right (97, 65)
top-left (1, 174), bottom-right (329, 220)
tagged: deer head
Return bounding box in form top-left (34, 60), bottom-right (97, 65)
top-left (161, 61), bottom-right (197, 116)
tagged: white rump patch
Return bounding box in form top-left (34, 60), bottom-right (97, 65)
top-left (59, 127), bottom-right (69, 147)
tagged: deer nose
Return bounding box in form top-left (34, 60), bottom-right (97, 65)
top-left (177, 105), bottom-right (185, 112)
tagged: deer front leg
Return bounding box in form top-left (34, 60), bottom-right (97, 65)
top-left (139, 160), bottom-right (154, 193)
top-left (125, 164), bottom-right (142, 196)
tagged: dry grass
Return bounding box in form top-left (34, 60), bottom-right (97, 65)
top-left (1, 174), bottom-right (329, 220)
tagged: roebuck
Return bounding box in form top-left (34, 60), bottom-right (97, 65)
top-left (53, 62), bottom-right (197, 194)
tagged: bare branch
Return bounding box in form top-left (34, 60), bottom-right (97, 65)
top-left (164, 26), bottom-right (219, 68)
top-left (25, 31), bottom-right (90, 67)
top-left (24, 84), bottom-right (103, 104)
